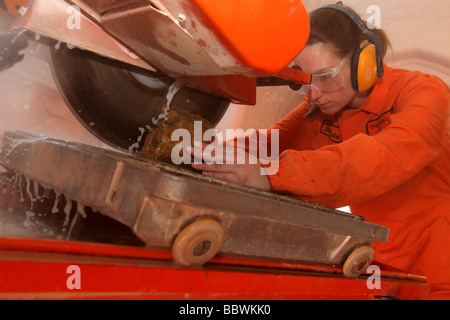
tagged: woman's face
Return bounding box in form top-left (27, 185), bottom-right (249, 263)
top-left (294, 43), bottom-right (362, 115)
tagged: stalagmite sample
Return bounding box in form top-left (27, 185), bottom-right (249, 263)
top-left (140, 106), bottom-right (214, 164)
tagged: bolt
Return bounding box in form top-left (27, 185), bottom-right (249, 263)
top-left (178, 13), bottom-right (187, 27)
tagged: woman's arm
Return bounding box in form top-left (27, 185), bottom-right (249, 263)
top-left (269, 77), bottom-right (450, 208)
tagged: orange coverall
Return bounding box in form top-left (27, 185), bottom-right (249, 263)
top-left (265, 65), bottom-right (450, 299)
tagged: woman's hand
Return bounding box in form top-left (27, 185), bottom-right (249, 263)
top-left (187, 142), bottom-right (272, 192)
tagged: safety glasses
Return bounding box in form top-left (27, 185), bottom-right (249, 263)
top-left (299, 55), bottom-right (350, 94)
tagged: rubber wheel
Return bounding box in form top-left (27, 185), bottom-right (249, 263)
top-left (343, 246), bottom-right (374, 278)
top-left (172, 219), bottom-right (224, 266)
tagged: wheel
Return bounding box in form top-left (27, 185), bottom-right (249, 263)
top-left (343, 246), bottom-right (374, 278)
top-left (172, 219), bottom-right (224, 266)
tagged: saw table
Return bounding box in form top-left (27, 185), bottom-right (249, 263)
top-left (0, 131), bottom-right (432, 300)
top-left (0, 131), bottom-right (389, 277)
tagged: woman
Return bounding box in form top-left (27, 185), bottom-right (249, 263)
top-left (191, 4), bottom-right (450, 299)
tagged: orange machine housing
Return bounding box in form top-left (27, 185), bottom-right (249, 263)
top-left (178, 0), bottom-right (310, 75)
top-left (4, 0), bottom-right (26, 16)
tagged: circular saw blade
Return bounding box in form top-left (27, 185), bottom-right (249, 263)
top-left (47, 45), bottom-right (230, 153)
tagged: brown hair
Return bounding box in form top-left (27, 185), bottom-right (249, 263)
top-left (307, 5), bottom-right (391, 59)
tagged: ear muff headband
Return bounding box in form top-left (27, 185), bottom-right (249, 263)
top-left (317, 4), bottom-right (384, 91)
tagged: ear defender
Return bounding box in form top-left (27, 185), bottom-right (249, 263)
top-left (351, 40), bottom-right (379, 92)
top-left (318, 4), bottom-right (385, 93)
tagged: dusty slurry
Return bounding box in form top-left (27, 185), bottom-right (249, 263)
top-left (0, 172), bottom-right (86, 239)
top-left (127, 80), bottom-right (185, 154)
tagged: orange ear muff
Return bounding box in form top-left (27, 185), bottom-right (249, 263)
top-left (351, 40), bottom-right (379, 92)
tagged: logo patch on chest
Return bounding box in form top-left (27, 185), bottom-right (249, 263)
top-left (366, 109), bottom-right (393, 135)
top-left (320, 120), bottom-right (342, 143)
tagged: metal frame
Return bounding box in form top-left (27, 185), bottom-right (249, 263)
top-left (0, 236), bottom-right (431, 300)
